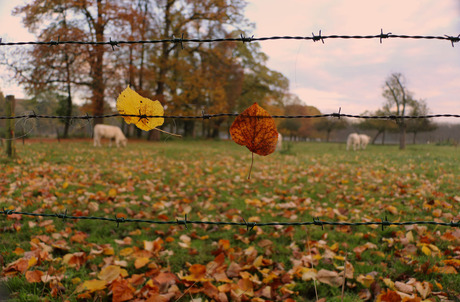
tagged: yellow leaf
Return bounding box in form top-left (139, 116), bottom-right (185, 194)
top-left (28, 256), bottom-right (37, 269)
top-left (357, 274), bottom-right (375, 288)
top-left (98, 265), bottom-right (121, 283)
top-left (72, 277), bottom-right (81, 285)
top-left (75, 279), bottom-right (107, 293)
top-left (117, 86), bottom-right (164, 131)
top-left (108, 188), bottom-right (117, 198)
top-left (383, 278), bottom-right (395, 290)
top-left (62, 182), bottom-right (69, 189)
top-left (421, 245), bottom-right (431, 256)
top-left (253, 255), bottom-right (263, 268)
top-left (134, 257), bottom-right (150, 269)
top-left (386, 205), bottom-right (398, 215)
top-left (120, 247), bottom-right (133, 257)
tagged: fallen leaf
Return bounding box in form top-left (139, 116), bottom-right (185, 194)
top-left (316, 269), bottom-right (342, 287)
top-left (98, 265), bottom-right (121, 283)
top-left (117, 86), bottom-right (164, 131)
top-left (376, 289), bottom-right (402, 302)
top-left (75, 279), bottom-right (107, 293)
top-left (394, 281), bottom-right (413, 294)
top-left (25, 270), bottom-right (44, 283)
top-left (111, 279), bottom-right (135, 302)
top-left (415, 281), bottom-right (431, 299)
top-left (134, 257), bottom-right (150, 269)
top-left (357, 274), bottom-right (375, 288)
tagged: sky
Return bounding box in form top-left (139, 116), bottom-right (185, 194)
top-left (1, 0), bottom-right (459, 120)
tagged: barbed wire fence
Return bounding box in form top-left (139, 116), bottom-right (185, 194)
top-left (1, 30), bottom-right (460, 47)
top-left (1, 31), bottom-right (459, 229)
top-left (1, 209), bottom-right (459, 230)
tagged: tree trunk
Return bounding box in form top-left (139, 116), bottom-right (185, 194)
top-left (92, 0), bottom-right (106, 125)
top-left (183, 120), bottom-right (195, 137)
top-left (399, 124), bottom-right (406, 150)
top-left (413, 132), bottom-right (417, 144)
top-left (372, 130), bottom-right (382, 144)
top-left (382, 130), bottom-right (385, 145)
top-left (62, 10), bottom-right (72, 138)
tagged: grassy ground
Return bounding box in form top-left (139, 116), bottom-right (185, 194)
top-left (0, 139), bottom-right (459, 301)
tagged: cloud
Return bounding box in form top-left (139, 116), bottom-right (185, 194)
top-left (246, 0), bottom-right (460, 120)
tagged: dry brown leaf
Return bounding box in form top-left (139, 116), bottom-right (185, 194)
top-left (230, 102), bottom-right (278, 178)
top-left (414, 281), bottom-right (431, 299)
top-left (316, 269), bottom-right (342, 287)
top-left (394, 281), bottom-right (413, 294)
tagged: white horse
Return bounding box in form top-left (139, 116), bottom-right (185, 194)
top-left (93, 124), bottom-right (127, 147)
top-left (359, 134), bottom-right (371, 150)
top-left (346, 133), bottom-right (360, 151)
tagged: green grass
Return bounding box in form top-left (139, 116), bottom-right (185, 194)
top-left (0, 140), bottom-right (459, 301)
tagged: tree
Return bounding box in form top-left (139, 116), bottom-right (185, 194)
top-left (406, 99), bottom-right (436, 144)
top-left (279, 99), bottom-right (322, 140)
top-left (382, 73), bottom-right (416, 150)
top-left (12, 0), bottom-right (133, 125)
top-left (314, 117), bottom-right (348, 142)
top-left (357, 109), bottom-right (397, 145)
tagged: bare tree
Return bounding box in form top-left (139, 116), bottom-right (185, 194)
top-left (382, 73), bottom-right (416, 150)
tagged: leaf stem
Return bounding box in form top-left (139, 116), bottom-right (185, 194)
top-left (248, 152), bottom-right (254, 179)
top-left (154, 127), bottom-right (181, 137)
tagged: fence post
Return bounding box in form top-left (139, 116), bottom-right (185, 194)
top-left (5, 95), bottom-right (16, 157)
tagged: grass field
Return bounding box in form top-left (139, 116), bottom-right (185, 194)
top-left (0, 139), bottom-right (459, 301)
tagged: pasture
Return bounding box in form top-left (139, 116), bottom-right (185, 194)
top-left (0, 140), bottom-right (459, 301)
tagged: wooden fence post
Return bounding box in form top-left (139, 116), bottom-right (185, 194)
top-left (6, 95), bottom-right (15, 157)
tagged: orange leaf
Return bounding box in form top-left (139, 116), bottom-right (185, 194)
top-left (230, 102), bottom-right (278, 156)
top-left (25, 270), bottom-right (44, 283)
top-left (376, 289), bottom-right (402, 302)
top-left (182, 264), bottom-right (211, 282)
top-left (111, 279), bottom-right (135, 302)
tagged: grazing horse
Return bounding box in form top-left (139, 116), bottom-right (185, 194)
top-left (359, 134), bottom-right (371, 150)
top-left (93, 124), bottom-right (127, 147)
top-left (346, 133), bottom-right (360, 151)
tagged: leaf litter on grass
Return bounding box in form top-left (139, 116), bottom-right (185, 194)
top-left (0, 142), bottom-right (459, 301)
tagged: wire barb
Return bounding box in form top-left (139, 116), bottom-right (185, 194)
top-left (115, 216), bottom-right (125, 228)
top-left (445, 34), bottom-right (460, 47)
top-left (240, 33), bottom-right (254, 43)
top-left (332, 107), bottom-right (342, 119)
top-left (108, 37), bottom-right (119, 51)
top-left (312, 30), bottom-right (324, 44)
top-left (172, 33), bottom-right (184, 49)
top-left (201, 110), bottom-right (210, 120)
top-left (379, 29), bottom-right (391, 44)
top-left (177, 214), bottom-right (188, 229)
top-left (49, 36), bottom-right (60, 47)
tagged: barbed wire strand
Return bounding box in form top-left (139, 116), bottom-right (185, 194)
top-left (1, 209), bottom-right (458, 229)
top-left (0, 112), bottom-right (459, 121)
top-left (1, 31), bottom-right (460, 47)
